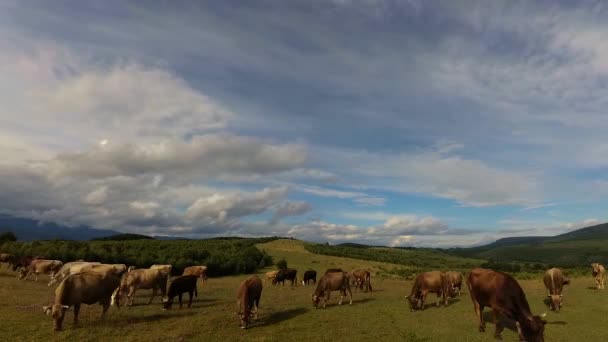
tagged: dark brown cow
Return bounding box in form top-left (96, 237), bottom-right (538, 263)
top-left (405, 271), bottom-right (448, 311)
top-left (350, 269), bottom-right (372, 292)
top-left (273, 268), bottom-right (297, 286)
top-left (43, 272), bottom-right (121, 331)
top-left (446, 271), bottom-right (464, 297)
top-left (236, 275), bottom-right (262, 329)
top-left (163, 275), bottom-right (198, 310)
top-left (312, 271), bottom-right (352, 309)
top-left (302, 270), bottom-right (317, 286)
top-left (0, 253), bottom-right (17, 270)
top-left (543, 268), bottom-right (569, 312)
top-left (467, 268), bottom-right (546, 341)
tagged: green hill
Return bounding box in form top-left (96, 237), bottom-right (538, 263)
top-left (447, 222), bottom-right (608, 266)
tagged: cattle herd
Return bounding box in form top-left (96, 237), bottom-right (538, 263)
top-left (0, 252), bottom-right (606, 340)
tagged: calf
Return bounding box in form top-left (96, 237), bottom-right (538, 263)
top-left (405, 271), bottom-right (448, 311)
top-left (42, 272), bottom-right (121, 331)
top-left (591, 263), bottom-right (605, 289)
top-left (236, 275), bottom-right (262, 329)
top-left (163, 275), bottom-right (198, 310)
top-left (302, 270), bottom-right (317, 286)
top-left (312, 271), bottom-right (352, 309)
top-left (467, 268), bottom-right (546, 341)
top-left (543, 268), bottom-right (569, 312)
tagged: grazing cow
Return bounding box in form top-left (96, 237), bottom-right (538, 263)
top-left (112, 269), bottom-right (169, 306)
top-left (42, 272), bottom-right (121, 331)
top-left (467, 268), bottom-right (546, 341)
top-left (265, 270), bottom-right (278, 285)
top-left (405, 271), bottom-right (448, 311)
top-left (183, 265), bottom-right (208, 282)
top-left (312, 271), bottom-right (352, 309)
top-left (591, 263), bottom-right (605, 290)
top-left (236, 275), bottom-right (263, 329)
top-left (163, 275), bottom-right (198, 310)
top-left (13, 255), bottom-right (44, 272)
top-left (18, 259), bottom-right (63, 281)
top-left (48, 262), bottom-right (101, 286)
top-left (81, 264), bottom-right (128, 277)
top-left (302, 270), bottom-right (317, 286)
top-left (446, 271), bottom-right (464, 297)
top-left (543, 268), bottom-right (569, 312)
top-left (0, 253), bottom-right (17, 270)
top-left (150, 264), bottom-right (173, 275)
top-left (325, 268), bottom-right (343, 274)
top-left (350, 269), bottom-right (372, 292)
top-left (273, 268), bottom-right (298, 286)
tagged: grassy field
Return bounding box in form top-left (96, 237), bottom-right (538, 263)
top-left (1, 239), bottom-right (607, 341)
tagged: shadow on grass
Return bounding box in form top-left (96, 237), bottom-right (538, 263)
top-left (355, 297), bottom-right (376, 304)
top-left (257, 307), bottom-right (308, 327)
top-left (586, 286), bottom-right (599, 290)
top-left (481, 311), bottom-right (517, 333)
top-left (104, 310), bottom-right (199, 326)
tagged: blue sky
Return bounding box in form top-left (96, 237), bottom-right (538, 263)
top-left (1, 1), bottom-right (607, 247)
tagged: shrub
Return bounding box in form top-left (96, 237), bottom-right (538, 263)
top-left (276, 258), bottom-right (288, 269)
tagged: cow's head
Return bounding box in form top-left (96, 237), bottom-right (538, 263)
top-left (516, 313), bottom-right (547, 342)
top-left (312, 293), bottom-right (322, 308)
top-left (43, 304), bottom-right (69, 331)
top-left (405, 295), bottom-right (422, 311)
top-left (162, 296), bottom-right (173, 310)
top-left (547, 294), bottom-right (562, 312)
top-left (591, 263), bottom-right (601, 277)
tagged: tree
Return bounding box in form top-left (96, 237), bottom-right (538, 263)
top-left (0, 231), bottom-right (17, 243)
top-left (276, 258), bottom-right (288, 269)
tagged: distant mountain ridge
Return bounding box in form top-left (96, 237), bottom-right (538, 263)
top-left (0, 215), bottom-right (121, 241)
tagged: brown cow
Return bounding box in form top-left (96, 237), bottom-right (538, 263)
top-left (325, 268), bottom-right (343, 274)
top-left (543, 268), bottom-right (569, 312)
top-left (265, 270), bottom-right (278, 285)
top-left (112, 269), bottom-right (169, 306)
top-left (183, 265), bottom-right (208, 282)
top-left (18, 259), bottom-right (63, 281)
top-left (163, 275), bottom-right (198, 310)
top-left (467, 268), bottom-right (546, 341)
top-left (48, 261), bottom-right (101, 286)
top-left (405, 271), bottom-right (448, 311)
top-left (446, 271), bottom-right (464, 297)
top-left (273, 268), bottom-right (297, 286)
top-left (42, 272), bottom-right (121, 331)
top-left (312, 271), bottom-right (353, 309)
top-left (150, 264), bottom-right (173, 275)
top-left (350, 269), bottom-right (372, 292)
top-left (81, 264), bottom-right (128, 277)
top-left (591, 263), bottom-right (605, 289)
top-left (236, 275), bottom-right (262, 329)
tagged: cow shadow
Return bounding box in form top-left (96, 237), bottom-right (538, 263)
top-left (586, 286), bottom-right (599, 290)
top-left (355, 297), bottom-right (376, 304)
top-left (104, 311), bottom-right (199, 326)
top-left (257, 307), bottom-right (308, 326)
top-left (446, 298), bottom-right (461, 305)
top-left (482, 312), bottom-right (517, 332)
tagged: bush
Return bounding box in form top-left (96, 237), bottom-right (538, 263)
top-left (0, 231), bottom-right (17, 243)
top-left (276, 258), bottom-right (288, 269)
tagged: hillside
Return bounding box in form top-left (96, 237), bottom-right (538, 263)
top-left (0, 215), bottom-right (121, 241)
top-left (448, 222), bottom-right (608, 266)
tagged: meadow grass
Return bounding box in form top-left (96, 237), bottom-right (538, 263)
top-left (1, 239), bottom-right (607, 341)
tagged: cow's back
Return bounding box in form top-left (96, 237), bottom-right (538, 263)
top-left (57, 272), bottom-right (121, 306)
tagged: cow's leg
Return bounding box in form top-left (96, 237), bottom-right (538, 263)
top-left (178, 293), bottom-right (183, 309)
top-left (492, 308), bottom-right (503, 339)
top-left (35, 272), bottom-right (38, 282)
top-left (187, 291), bottom-right (193, 308)
top-left (127, 286), bottom-right (136, 306)
top-left (338, 289), bottom-right (344, 305)
top-left (347, 286), bottom-right (353, 305)
top-left (475, 303), bottom-right (485, 332)
top-left (324, 292), bottom-right (330, 308)
top-left (101, 300), bottom-right (110, 318)
top-left (420, 291), bottom-right (428, 309)
top-left (148, 287), bottom-right (157, 305)
top-left (73, 304), bottom-right (81, 325)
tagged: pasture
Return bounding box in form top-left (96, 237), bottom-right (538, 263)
top-left (1, 239), bottom-right (607, 341)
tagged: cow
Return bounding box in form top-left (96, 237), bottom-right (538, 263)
top-left (13, 255), bottom-right (44, 272)
top-left (350, 269), bottom-right (372, 292)
top-left (273, 268), bottom-right (298, 286)
top-left (182, 265), bottom-right (208, 282)
top-left (591, 263), bottom-right (605, 290)
top-left (302, 270), bottom-right (317, 286)
top-left (325, 268), bottom-right (343, 274)
top-left (543, 268), bottom-right (569, 312)
top-left (18, 259), bottom-right (63, 281)
top-left (405, 271), bottom-right (448, 311)
top-left (236, 275), bottom-right (262, 329)
top-left (0, 253), bottom-right (17, 270)
top-left (265, 270), bottom-right (279, 285)
top-left (467, 268), bottom-right (546, 341)
top-left (150, 264), bottom-right (173, 275)
top-left (48, 261), bottom-right (101, 286)
top-left (112, 268), bottom-right (169, 306)
top-left (312, 271), bottom-right (352, 309)
top-left (446, 271), bottom-right (464, 297)
top-left (163, 275), bottom-right (198, 310)
top-left (42, 272), bottom-right (121, 331)
top-left (81, 264), bottom-right (128, 277)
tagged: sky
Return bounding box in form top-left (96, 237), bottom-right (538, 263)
top-left (1, 0), bottom-right (607, 247)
